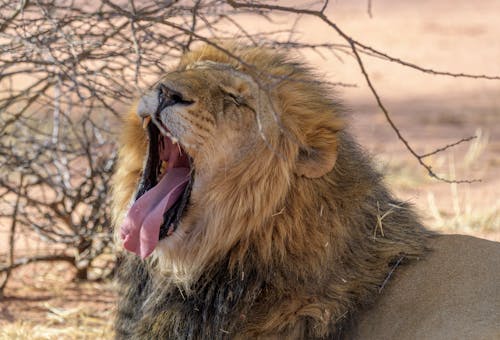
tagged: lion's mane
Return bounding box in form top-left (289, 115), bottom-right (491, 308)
top-left (112, 45), bottom-right (430, 339)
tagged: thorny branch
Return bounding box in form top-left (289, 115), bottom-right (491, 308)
top-left (349, 43), bottom-right (479, 184)
top-left (0, 0), bottom-right (496, 287)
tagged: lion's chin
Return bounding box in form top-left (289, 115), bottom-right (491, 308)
top-left (120, 120), bottom-right (194, 259)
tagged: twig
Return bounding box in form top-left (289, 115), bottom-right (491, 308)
top-left (378, 255), bottom-right (404, 293)
top-left (185, 0), bottom-right (202, 51)
top-left (420, 136), bottom-right (477, 159)
top-left (0, 254), bottom-right (75, 273)
top-left (0, 173), bottom-right (24, 297)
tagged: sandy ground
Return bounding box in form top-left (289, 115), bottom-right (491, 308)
top-left (1, 0), bottom-right (499, 337)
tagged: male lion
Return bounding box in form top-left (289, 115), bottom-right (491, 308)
top-left (112, 45), bottom-right (500, 339)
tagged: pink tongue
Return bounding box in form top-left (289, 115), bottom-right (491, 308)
top-left (120, 167), bottom-right (190, 258)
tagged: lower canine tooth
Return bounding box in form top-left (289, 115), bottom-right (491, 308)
top-left (142, 116), bottom-right (151, 129)
top-left (158, 161), bottom-right (168, 179)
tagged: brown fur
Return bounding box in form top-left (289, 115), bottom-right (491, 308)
top-left (112, 45), bottom-right (431, 339)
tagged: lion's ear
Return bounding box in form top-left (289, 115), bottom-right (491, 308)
top-left (295, 128), bottom-right (339, 178)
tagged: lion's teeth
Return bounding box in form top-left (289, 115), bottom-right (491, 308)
top-left (171, 137), bottom-right (178, 144)
top-left (142, 116), bottom-right (151, 129)
top-left (159, 161), bottom-right (168, 180)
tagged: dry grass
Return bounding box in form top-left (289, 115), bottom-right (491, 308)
top-left (0, 263), bottom-right (115, 340)
top-left (0, 305), bottom-right (113, 340)
top-left (426, 130), bottom-right (499, 233)
top-left (0, 306), bottom-right (113, 340)
top-left (427, 190), bottom-right (499, 233)
top-left (383, 129), bottom-right (500, 236)
top-left (380, 128), bottom-right (499, 238)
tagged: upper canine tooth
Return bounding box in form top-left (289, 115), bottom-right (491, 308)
top-left (171, 137), bottom-right (178, 144)
top-left (142, 116), bottom-right (151, 129)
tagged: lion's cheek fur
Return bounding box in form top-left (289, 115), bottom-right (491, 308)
top-left (165, 139), bottom-right (297, 279)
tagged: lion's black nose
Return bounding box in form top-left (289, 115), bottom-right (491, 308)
top-left (158, 84), bottom-right (184, 106)
top-left (137, 84), bottom-right (194, 120)
top-left (158, 84), bottom-right (194, 108)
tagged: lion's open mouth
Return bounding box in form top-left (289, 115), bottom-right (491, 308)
top-left (120, 119), bottom-right (193, 259)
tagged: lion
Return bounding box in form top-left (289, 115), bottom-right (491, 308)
top-left (111, 44), bottom-right (500, 339)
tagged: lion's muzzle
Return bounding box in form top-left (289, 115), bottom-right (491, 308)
top-left (120, 86), bottom-right (194, 259)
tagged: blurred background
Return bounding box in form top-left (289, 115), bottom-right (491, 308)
top-left (1, 0), bottom-right (498, 338)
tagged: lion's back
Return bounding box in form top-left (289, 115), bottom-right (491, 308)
top-left (349, 234), bottom-right (500, 340)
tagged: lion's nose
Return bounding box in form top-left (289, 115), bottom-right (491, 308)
top-left (137, 84), bottom-right (194, 120)
top-left (136, 85), bottom-right (182, 119)
top-left (158, 84), bottom-right (186, 106)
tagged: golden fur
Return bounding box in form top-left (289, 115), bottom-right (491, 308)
top-left (111, 44), bottom-right (434, 339)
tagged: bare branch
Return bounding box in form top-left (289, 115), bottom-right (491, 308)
top-left (227, 1), bottom-right (500, 80)
top-left (0, 0), bottom-right (29, 33)
top-left (227, 0), bottom-right (489, 183)
top-left (0, 254), bottom-right (76, 273)
top-left (367, 0), bottom-right (373, 18)
top-left (349, 42), bottom-right (480, 184)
